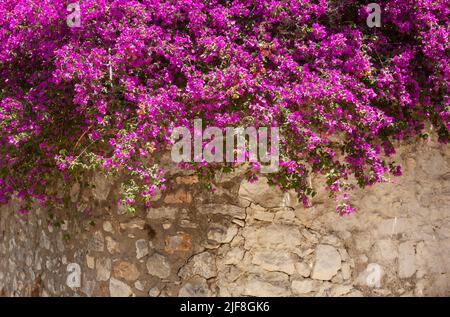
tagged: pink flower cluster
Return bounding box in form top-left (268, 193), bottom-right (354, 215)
top-left (0, 0), bottom-right (448, 214)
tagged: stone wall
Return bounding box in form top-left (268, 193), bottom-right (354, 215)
top-left (0, 140), bottom-right (449, 297)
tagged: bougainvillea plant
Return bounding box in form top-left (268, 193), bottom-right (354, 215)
top-left (0, 0), bottom-right (448, 215)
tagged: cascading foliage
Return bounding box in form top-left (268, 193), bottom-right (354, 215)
top-left (0, 0), bottom-right (448, 215)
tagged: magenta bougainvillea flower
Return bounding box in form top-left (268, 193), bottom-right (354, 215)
top-left (0, 0), bottom-right (448, 215)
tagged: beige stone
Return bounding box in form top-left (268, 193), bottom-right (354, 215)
top-left (96, 257), bottom-right (111, 281)
top-left (239, 177), bottom-right (298, 208)
top-left (311, 245), bottom-right (341, 281)
top-left (207, 223), bottom-right (238, 244)
top-left (119, 218), bottom-right (146, 230)
top-left (146, 253), bottom-right (171, 279)
top-left (109, 278), bottom-right (134, 297)
top-left (291, 279), bottom-right (314, 294)
top-left (399, 241), bottom-right (416, 278)
top-left (252, 249), bottom-right (297, 275)
top-left (105, 236), bottom-right (120, 254)
top-left (86, 255), bottom-right (95, 269)
top-left (242, 277), bottom-right (290, 297)
top-left (175, 175), bottom-right (199, 185)
top-left (113, 261), bottom-right (140, 282)
top-left (164, 189), bottom-right (192, 204)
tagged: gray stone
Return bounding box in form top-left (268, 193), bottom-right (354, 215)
top-left (223, 248), bottom-right (245, 265)
top-left (135, 239), bottom-right (149, 259)
top-left (291, 279), bottom-right (314, 294)
top-left (134, 280), bottom-right (145, 291)
top-left (81, 279), bottom-right (96, 296)
top-left (92, 174), bottom-right (110, 201)
top-left (147, 206), bottom-right (177, 220)
top-left (311, 245), bottom-right (341, 280)
top-left (179, 252), bottom-right (217, 279)
top-left (96, 257), bottom-right (111, 281)
top-left (146, 253), bottom-right (171, 279)
top-left (148, 287), bottom-right (160, 297)
top-left (207, 223), bottom-right (238, 244)
top-left (88, 231), bottom-right (104, 252)
top-left (109, 278), bottom-right (134, 297)
top-left (178, 277), bottom-right (210, 297)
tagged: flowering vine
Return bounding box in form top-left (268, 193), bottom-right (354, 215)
top-left (0, 0), bottom-right (448, 215)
